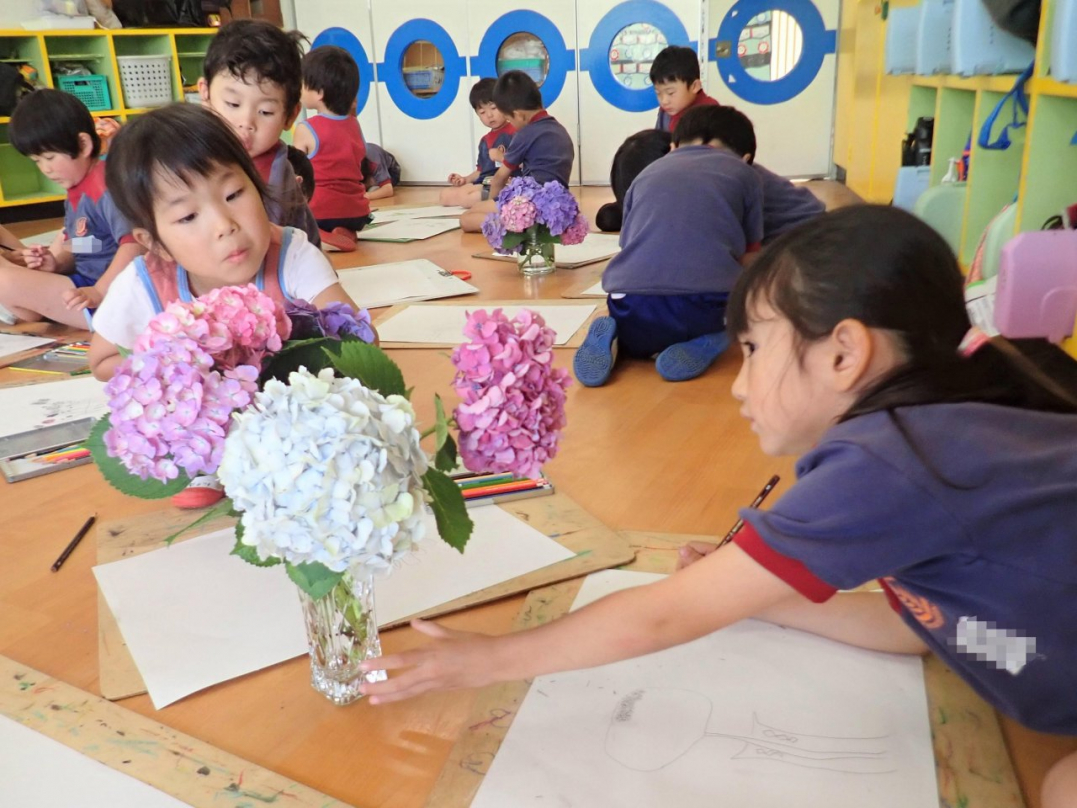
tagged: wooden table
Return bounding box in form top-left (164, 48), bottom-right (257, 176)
top-left (2, 186), bottom-right (1072, 807)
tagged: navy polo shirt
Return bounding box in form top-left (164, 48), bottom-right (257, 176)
top-left (502, 111), bottom-right (574, 187)
top-left (476, 123), bottom-right (515, 183)
top-left (602, 145), bottom-right (763, 296)
top-left (737, 402), bottom-right (1077, 735)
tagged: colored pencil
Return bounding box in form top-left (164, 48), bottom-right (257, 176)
top-left (461, 478), bottom-right (550, 499)
top-left (51, 514), bottom-right (96, 572)
top-left (717, 474), bottom-right (780, 548)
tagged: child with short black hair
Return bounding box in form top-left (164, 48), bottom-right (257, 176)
top-left (573, 114), bottom-right (764, 386)
top-left (293, 45), bottom-right (370, 250)
top-left (460, 71), bottom-right (575, 233)
top-left (677, 105), bottom-right (825, 243)
top-left (287, 145), bottom-right (315, 202)
top-left (649, 45), bottom-right (720, 133)
top-left (360, 207), bottom-right (1077, 808)
top-left (0, 89), bottom-right (142, 328)
top-left (198, 19), bottom-right (320, 247)
top-left (595, 129), bottom-right (672, 232)
top-left (362, 143), bottom-right (396, 200)
top-left (440, 78), bottom-right (516, 208)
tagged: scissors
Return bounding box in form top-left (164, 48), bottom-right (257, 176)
top-left (439, 268), bottom-right (472, 281)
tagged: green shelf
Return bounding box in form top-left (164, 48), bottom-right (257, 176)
top-left (1019, 95), bottom-right (1077, 231)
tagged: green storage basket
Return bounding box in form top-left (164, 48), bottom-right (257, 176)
top-left (57, 74), bottom-right (112, 112)
top-left (497, 57), bottom-right (545, 82)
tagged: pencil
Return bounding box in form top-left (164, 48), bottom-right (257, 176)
top-left (51, 514), bottom-right (96, 572)
top-left (717, 474), bottom-right (781, 548)
top-left (461, 478), bottom-right (550, 499)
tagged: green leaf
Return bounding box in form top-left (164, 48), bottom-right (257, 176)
top-left (287, 561), bottom-right (344, 599)
top-left (435, 433), bottom-right (458, 473)
top-left (259, 337), bottom-right (342, 384)
top-left (501, 231), bottom-right (526, 250)
top-left (422, 467), bottom-right (473, 553)
top-left (87, 415), bottom-right (191, 499)
top-left (433, 394), bottom-right (449, 451)
top-left (164, 497), bottom-right (235, 545)
top-left (117, 345), bottom-right (131, 358)
top-left (230, 522), bottom-right (282, 567)
top-left (326, 339), bottom-right (406, 398)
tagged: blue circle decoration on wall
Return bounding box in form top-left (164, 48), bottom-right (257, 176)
top-left (311, 28), bottom-right (375, 115)
top-left (474, 10), bottom-right (572, 108)
top-left (710, 0), bottom-right (837, 105)
top-left (582, 0), bottom-right (694, 111)
top-left (381, 19), bottom-right (467, 120)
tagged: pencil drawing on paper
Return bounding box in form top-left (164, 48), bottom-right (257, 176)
top-left (605, 688), bottom-right (896, 774)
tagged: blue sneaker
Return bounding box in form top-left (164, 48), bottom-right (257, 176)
top-left (573, 316), bottom-right (618, 387)
top-left (655, 332), bottom-right (730, 382)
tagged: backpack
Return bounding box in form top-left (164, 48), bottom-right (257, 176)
top-left (0, 64), bottom-right (34, 117)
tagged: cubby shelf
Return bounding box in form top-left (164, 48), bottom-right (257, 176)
top-left (0, 26), bottom-right (217, 208)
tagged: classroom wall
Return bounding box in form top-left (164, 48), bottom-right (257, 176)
top-left (0, 1), bottom-right (39, 29)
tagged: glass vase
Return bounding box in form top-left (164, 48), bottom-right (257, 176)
top-left (517, 231), bottom-right (556, 276)
top-left (296, 573), bottom-right (385, 705)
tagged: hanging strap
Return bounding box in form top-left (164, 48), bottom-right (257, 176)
top-left (978, 61), bottom-right (1034, 151)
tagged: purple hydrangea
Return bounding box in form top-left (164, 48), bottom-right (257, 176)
top-left (496, 176), bottom-right (543, 207)
top-left (104, 335), bottom-right (258, 482)
top-left (482, 211), bottom-right (519, 253)
top-left (531, 181), bottom-right (580, 236)
top-left (286, 300), bottom-right (376, 343)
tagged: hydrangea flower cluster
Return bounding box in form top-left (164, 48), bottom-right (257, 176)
top-left (217, 368), bottom-right (431, 576)
top-left (451, 308), bottom-right (571, 479)
top-left (286, 299), bottom-right (376, 343)
top-left (134, 284), bottom-right (291, 371)
top-left (483, 177), bottom-right (589, 253)
top-left (104, 336), bottom-right (258, 481)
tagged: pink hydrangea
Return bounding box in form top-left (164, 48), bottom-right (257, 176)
top-left (104, 335), bottom-right (258, 482)
top-left (451, 309), bottom-right (571, 480)
top-left (499, 196), bottom-right (539, 233)
top-left (560, 214), bottom-right (590, 246)
top-left (133, 284), bottom-right (290, 371)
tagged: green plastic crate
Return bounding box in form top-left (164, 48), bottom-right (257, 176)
top-left (57, 74), bottom-right (111, 112)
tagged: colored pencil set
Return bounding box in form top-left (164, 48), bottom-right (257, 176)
top-left (9, 341), bottom-right (91, 375)
top-left (453, 471), bottom-right (555, 507)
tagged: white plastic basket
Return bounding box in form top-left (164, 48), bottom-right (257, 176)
top-left (117, 54), bottom-right (173, 108)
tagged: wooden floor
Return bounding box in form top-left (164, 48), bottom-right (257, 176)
top-left (1, 183), bottom-right (1073, 807)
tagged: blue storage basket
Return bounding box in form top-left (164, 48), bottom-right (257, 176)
top-left (57, 74), bottom-right (111, 112)
top-left (951, 0), bottom-right (1035, 75)
top-left (915, 0), bottom-right (955, 75)
top-left (1052, 0), bottom-right (1077, 82)
top-left (402, 66), bottom-right (444, 92)
top-left (894, 166), bottom-right (932, 211)
top-left (885, 7), bottom-right (919, 75)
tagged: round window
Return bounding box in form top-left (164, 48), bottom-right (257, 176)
top-left (496, 32), bottom-right (550, 87)
top-left (738, 10), bottom-right (803, 81)
top-left (608, 22), bottom-right (669, 89)
top-left (402, 40), bottom-right (445, 98)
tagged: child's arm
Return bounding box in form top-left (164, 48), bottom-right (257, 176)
top-left (22, 232), bottom-right (74, 274)
top-left (486, 165), bottom-right (514, 201)
top-left (365, 182), bottom-right (394, 200)
top-left (449, 169), bottom-right (481, 186)
top-left (358, 543), bottom-right (797, 704)
top-left (292, 121), bottom-right (316, 156)
top-left (488, 145), bottom-right (506, 164)
top-left (677, 541), bottom-right (927, 655)
top-left (88, 331), bottom-right (123, 381)
top-left (62, 241), bottom-right (145, 312)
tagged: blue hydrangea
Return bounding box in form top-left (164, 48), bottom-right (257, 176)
top-left (531, 181), bottom-right (580, 236)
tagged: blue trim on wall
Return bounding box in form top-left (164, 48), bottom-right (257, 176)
top-left (311, 28), bottom-right (374, 115)
top-left (473, 10), bottom-right (573, 107)
top-left (709, 0), bottom-right (836, 105)
top-left (379, 19), bottom-right (467, 120)
top-left (579, 0), bottom-right (695, 112)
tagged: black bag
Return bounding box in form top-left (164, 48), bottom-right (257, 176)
top-left (980, 0), bottom-right (1042, 44)
top-left (901, 117), bottom-right (935, 167)
top-left (0, 63), bottom-right (33, 117)
top-left (112, 0), bottom-right (229, 28)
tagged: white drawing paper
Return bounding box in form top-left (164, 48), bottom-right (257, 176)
top-left (371, 205), bottom-right (468, 222)
top-left (337, 259), bottom-right (478, 309)
top-left (378, 303), bottom-right (597, 346)
top-left (579, 281), bottom-right (606, 297)
top-left (551, 233), bottom-right (621, 266)
top-left (0, 333), bottom-right (53, 362)
top-left (0, 376), bottom-right (108, 439)
top-left (965, 275), bottom-right (999, 337)
top-left (0, 715), bottom-right (188, 807)
top-left (355, 218), bottom-right (460, 242)
top-left (471, 570), bottom-right (938, 808)
top-left (19, 229), bottom-right (61, 248)
top-left (94, 508), bottom-right (573, 708)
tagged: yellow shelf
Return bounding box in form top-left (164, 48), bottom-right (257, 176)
top-left (0, 192), bottom-right (64, 207)
top-left (911, 74), bottom-right (1020, 92)
top-left (1032, 77), bottom-right (1077, 98)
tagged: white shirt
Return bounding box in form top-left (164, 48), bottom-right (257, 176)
top-left (94, 229), bottom-right (338, 349)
